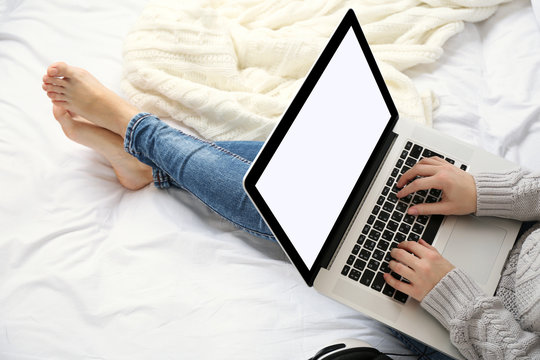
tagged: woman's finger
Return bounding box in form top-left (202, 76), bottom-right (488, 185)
top-left (383, 272), bottom-right (413, 294)
top-left (390, 247), bottom-right (421, 268)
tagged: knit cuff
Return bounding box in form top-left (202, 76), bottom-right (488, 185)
top-left (474, 170), bottom-right (517, 218)
top-left (420, 268), bottom-right (485, 330)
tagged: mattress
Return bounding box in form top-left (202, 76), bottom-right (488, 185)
top-left (1, 0), bottom-right (539, 359)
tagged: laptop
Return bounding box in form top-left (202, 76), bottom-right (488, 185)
top-left (243, 9), bottom-right (521, 359)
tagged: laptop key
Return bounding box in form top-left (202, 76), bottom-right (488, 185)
top-left (382, 186), bottom-right (390, 196)
top-left (387, 220), bottom-right (399, 232)
top-left (383, 201), bottom-right (394, 213)
top-left (378, 210), bottom-right (390, 222)
top-left (425, 195), bottom-right (438, 203)
top-left (357, 234), bottom-right (366, 245)
top-left (410, 144), bottom-right (423, 158)
top-left (374, 220), bottom-right (385, 232)
top-left (381, 230), bottom-right (393, 241)
top-left (405, 157), bottom-right (416, 168)
top-left (394, 232), bottom-right (406, 242)
top-left (408, 233), bottom-right (420, 242)
top-left (347, 255), bottom-right (355, 265)
top-left (416, 215), bottom-right (429, 225)
top-left (359, 249), bottom-right (371, 261)
top-left (352, 245), bottom-right (361, 255)
top-left (429, 188), bottom-right (441, 197)
top-left (391, 211), bottom-right (403, 222)
top-left (373, 249), bottom-right (385, 261)
top-left (371, 272), bottom-right (386, 292)
top-left (367, 215), bottom-right (375, 225)
top-left (412, 223), bottom-right (424, 234)
top-left (354, 259), bottom-right (366, 271)
top-left (368, 228), bottom-right (380, 241)
top-left (396, 201), bottom-right (408, 213)
top-left (342, 265), bottom-right (350, 276)
top-left (403, 214), bottom-right (415, 225)
top-left (349, 269), bottom-right (361, 281)
top-left (399, 223), bottom-right (411, 234)
top-left (377, 196), bottom-right (385, 205)
top-left (400, 150), bottom-right (408, 159)
top-left (412, 195), bottom-right (424, 204)
top-left (394, 291), bottom-right (409, 303)
top-left (405, 141), bottom-right (412, 150)
top-left (362, 225), bottom-right (370, 235)
top-left (382, 284), bottom-right (395, 297)
top-left (360, 269), bottom-right (375, 286)
top-left (377, 240), bottom-right (390, 251)
top-left (367, 259), bottom-right (380, 271)
top-left (417, 189), bottom-right (428, 197)
top-left (380, 261), bottom-right (391, 273)
top-left (387, 192), bottom-right (398, 203)
top-left (364, 239), bottom-right (376, 251)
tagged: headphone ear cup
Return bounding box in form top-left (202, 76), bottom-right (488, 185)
top-left (321, 347), bottom-right (392, 360)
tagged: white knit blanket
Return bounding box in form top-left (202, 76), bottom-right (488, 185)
top-left (122, 0), bottom-right (510, 141)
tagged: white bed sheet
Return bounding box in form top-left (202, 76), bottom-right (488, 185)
top-left (1, 0), bottom-right (539, 359)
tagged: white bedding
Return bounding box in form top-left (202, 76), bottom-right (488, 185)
top-left (1, 0), bottom-right (539, 359)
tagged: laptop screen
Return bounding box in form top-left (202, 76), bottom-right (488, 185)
top-left (255, 28), bottom-right (391, 269)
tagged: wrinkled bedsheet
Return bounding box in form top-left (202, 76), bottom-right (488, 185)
top-left (1, 0), bottom-right (539, 359)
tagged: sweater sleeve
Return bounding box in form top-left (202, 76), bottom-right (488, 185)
top-left (474, 168), bottom-right (540, 221)
top-left (420, 268), bottom-right (540, 360)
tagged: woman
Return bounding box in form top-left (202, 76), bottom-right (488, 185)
top-left (42, 62), bottom-right (539, 359)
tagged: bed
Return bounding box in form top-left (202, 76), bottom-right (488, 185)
top-left (1, 0), bottom-right (539, 359)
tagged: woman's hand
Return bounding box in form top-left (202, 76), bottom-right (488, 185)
top-left (383, 239), bottom-right (455, 302)
top-left (396, 156), bottom-right (477, 216)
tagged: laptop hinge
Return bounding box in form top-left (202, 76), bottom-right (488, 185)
top-left (314, 130), bottom-right (399, 279)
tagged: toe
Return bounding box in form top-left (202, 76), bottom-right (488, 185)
top-left (48, 62), bottom-right (71, 78)
top-left (43, 75), bottom-right (68, 87)
top-left (52, 104), bottom-right (78, 140)
top-left (43, 83), bottom-right (64, 93)
top-left (47, 91), bottom-right (67, 101)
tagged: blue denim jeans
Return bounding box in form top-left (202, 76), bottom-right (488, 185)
top-left (123, 113), bottom-right (273, 240)
top-left (389, 329), bottom-right (456, 360)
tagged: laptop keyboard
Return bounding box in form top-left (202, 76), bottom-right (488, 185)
top-left (340, 141), bottom-right (468, 304)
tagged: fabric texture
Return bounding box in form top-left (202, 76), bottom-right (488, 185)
top-left (421, 168), bottom-right (540, 359)
top-left (124, 112), bottom-right (274, 240)
top-left (121, 0), bottom-right (510, 141)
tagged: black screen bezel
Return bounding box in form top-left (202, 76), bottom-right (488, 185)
top-left (243, 9), bottom-right (399, 286)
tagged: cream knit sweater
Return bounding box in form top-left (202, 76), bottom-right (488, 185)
top-left (122, 0), bottom-right (510, 141)
top-left (422, 168), bottom-right (540, 359)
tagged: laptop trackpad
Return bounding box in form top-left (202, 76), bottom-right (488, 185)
top-left (441, 215), bottom-right (506, 285)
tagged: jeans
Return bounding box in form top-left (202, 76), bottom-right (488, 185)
top-left (389, 329), bottom-right (456, 360)
top-left (123, 112), bottom-right (273, 240)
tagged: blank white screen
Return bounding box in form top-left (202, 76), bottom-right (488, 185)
top-left (255, 29), bottom-right (390, 269)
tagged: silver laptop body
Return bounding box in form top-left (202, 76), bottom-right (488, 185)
top-left (243, 10), bottom-right (520, 360)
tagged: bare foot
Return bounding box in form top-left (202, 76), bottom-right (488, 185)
top-left (42, 62), bottom-right (139, 137)
top-left (52, 105), bottom-right (153, 190)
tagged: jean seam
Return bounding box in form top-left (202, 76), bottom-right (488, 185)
top-left (179, 131), bottom-right (252, 165)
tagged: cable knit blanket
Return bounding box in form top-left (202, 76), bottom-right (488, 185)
top-left (122, 0), bottom-right (510, 141)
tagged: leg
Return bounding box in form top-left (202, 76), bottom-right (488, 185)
top-left (42, 62), bottom-right (272, 240)
top-left (124, 113), bottom-right (273, 240)
top-left (51, 105), bottom-right (153, 190)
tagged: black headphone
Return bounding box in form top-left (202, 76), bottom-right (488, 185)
top-left (309, 343), bottom-right (392, 360)
top-left (308, 339), bottom-right (421, 360)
